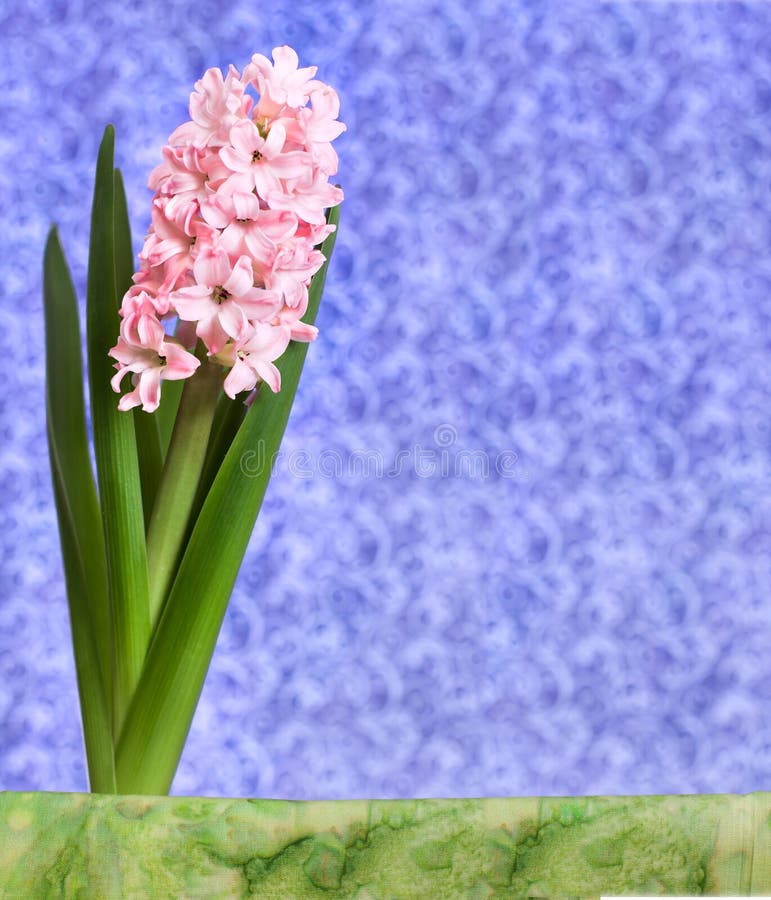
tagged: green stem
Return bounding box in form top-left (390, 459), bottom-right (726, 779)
top-left (156, 378), bottom-right (185, 460)
top-left (188, 391), bottom-right (249, 531)
top-left (146, 353), bottom-right (223, 630)
top-left (134, 410), bottom-right (164, 531)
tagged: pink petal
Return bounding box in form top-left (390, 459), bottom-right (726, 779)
top-left (219, 144), bottom-right (251, 173)
top-left (254, 360), bottom-right (281, 392)
top-left (236, 289), bottom-right (282, 322)
top-left (199, 195), bottom-right (233, 229)
top-left (272, 45), bottom-right (300, 79)
top-left (118, 386), bottom-right (143, 411)
top-left (220, 171), bottom-right (258, 196)
top-left (268, 150), bottom-right (312, 178)
top-left (193, 248), bottom-right (231, 287)
top-left (260, 208), bottom-right (299, 241)
top-left (138, 367), bottom-right (163, 412)
top-left (166, 171), bottom-right (205, 194)
top-left (197, 314), bottom-right (230, 355)
top-left (168, 120), bottom-right (199, 147)
top-left (223, 357), bottom-right (258, 398)
top-left (162, 341), bottom-right (201, 380)
top-left (172, 285), bottom-right (217, 321)
top-left (243, 228), bottom-right (277, 267)
top-left (110, 365), bottom-right (131, 394)
top-left (263, 123), bottom-right (286, 159)
top-left (219, 300), bottom-right (249, 340)
top-left (310, 86), bottom-right (340, 121)
top-left (243, 322), bottom-right (291, 357)
top-left (137, 314), bottom-right (166, 349)
top-left (251, 166), bottom-right (281, 200)
top-left (231, 191), bottom-right (260, 220)
top-left (228, 119), bottom-right (260, 157)
top-left (288, 321), bottom-right (319, 342)
top-left (218, 221), bottom-right (249, 256)
top-left (222, 255), bottom-right (256, 297)
top-left (243, 53), bottom-right (271, 85)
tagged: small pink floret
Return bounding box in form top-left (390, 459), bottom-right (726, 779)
top-left (110, 337), bottom-right (200, 413)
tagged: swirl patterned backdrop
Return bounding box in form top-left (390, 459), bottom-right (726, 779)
top-left (1, 0), bottom-right (770, 799)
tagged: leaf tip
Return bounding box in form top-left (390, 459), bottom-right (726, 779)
top-left (98, 124), bottom-right (116, 164)
top-left (44, 224), bottom-right (60, 255)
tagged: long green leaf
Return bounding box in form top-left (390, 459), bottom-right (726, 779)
top-left (115, 204), bottom-right (341, 794)
top-left (49, 438), bottom-right (116, 793)
top-left (44, 228), bottom-right (111, 698)
top-left (113, 168), bottom-right (165, 529)
top-left (86, 126), bottom-right (151, 739)
top-left (112, 169), bottom-right (135, 299)
top-left (43, 227), bottom-right (115, 791)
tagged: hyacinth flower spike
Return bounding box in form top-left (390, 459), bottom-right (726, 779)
top-left (43, 47), bottom-right (344, 794)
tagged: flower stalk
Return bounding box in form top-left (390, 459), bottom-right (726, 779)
top-left (146, 351), bottom-right (223, 629)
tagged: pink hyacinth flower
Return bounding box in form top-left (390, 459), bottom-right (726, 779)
top-left (172, 250), bottom-right (280, 355)
top-left (275, 303), bottom-right (319, 343)
top-left (243, 45), bottom-right (322, 116)
top-left (110, 337), bottom-right (200, 413)
top-left (169, 65), bottom-right (251, 149)
top-left (267, 169), bottom-right (344, 225)
top-left (219, 120), bottom-right (309, 200)
top-left (266, 240), bottom-right (326, 309)
top-left (149, 146), bottom-right (230, 225)
top-left (282, 86), bottom-right (346, 175)
top-left (222, 322), bottom-right (292, 397)
top-left (118, 290), bottom-right (166, 350)
top-left (140, 197), bottom-right (217, 293)
top-left (200, 191), bottom-right (297, 270)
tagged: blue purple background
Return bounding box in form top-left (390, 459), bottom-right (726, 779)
top-left (1, 0), bottom-right (770, 798)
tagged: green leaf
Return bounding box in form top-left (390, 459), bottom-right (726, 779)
top-left (115, 204), bottom-right (341, 794)
top-left (86, 126), bottom-right (151, 739)
top-left (43, 227), bottom-right (114, 791)
top-left (49, 438), bottom-right (116, 793)
top-left (112, 169), bottom-right (134, 299)
top-left (113, 168), bottom-right (165, 529)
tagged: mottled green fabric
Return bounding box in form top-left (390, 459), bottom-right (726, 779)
top-left (0, 791), bottom-right (768, 897)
